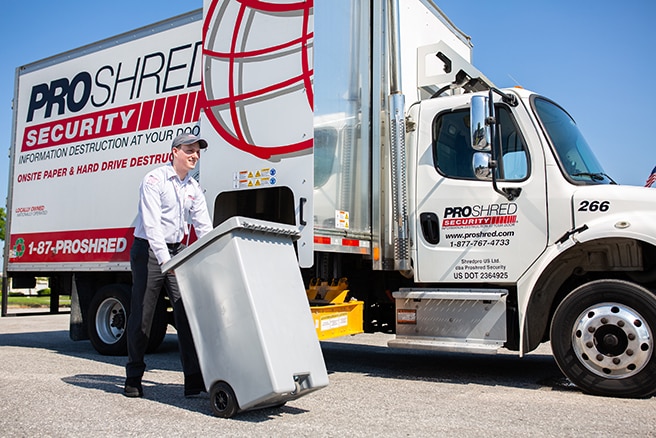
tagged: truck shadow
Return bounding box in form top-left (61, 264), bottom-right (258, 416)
top-left (0, 329), bottom-right (184, 371)
top-left (319, 340), bottom-right (578, 393)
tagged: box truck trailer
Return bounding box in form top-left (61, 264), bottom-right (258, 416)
top-left (4, 9), bottom-right (206, 353)
top-left (4, 0), bottom-right (656, 399)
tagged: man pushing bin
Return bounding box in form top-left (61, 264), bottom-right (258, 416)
top-left (124, 133), bottom-right (212, 399)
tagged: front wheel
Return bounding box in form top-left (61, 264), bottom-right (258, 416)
top-left (550, 279), bottom-right (656, 398)
top-left (210, 381), bottom-right (239, 418)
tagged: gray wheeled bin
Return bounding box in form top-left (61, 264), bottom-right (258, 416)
top-left (161, 217), bottom-right (329, 417)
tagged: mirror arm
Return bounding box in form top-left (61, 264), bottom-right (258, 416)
top-left (487, 89), bottom-right (519, 201)
top-left (487, 159), bottom-right (518, 200)
top-left (490, 87), bottom-right (519, 107)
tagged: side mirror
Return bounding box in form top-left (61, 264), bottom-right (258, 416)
top-left (470, 95), bottom-right (491, 151)
top-left (473, 152), bottom-right (492, 180)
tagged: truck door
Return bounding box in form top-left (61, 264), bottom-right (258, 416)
top-left (413, 97), bottom-right (548, 283)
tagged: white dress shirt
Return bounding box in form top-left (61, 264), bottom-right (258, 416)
top-left (133, 163), bottom-right (212, 265)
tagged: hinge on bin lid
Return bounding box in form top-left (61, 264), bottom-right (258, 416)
top-left (240, 219), bottom-right (302, 240)
top-left (417, 41), bottom-right (495, 100)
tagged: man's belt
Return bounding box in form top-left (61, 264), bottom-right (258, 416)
top-left (134, 237), bottom-right (181, 249)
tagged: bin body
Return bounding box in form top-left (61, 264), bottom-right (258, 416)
top-left (162, 217), bottom-right (328, 411)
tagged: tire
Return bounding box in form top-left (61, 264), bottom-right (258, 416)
top-left (88, 285), bottom-right (169, 356)
top-left (550, 279), bottom-right (656, 398)
top-left (88, 284), bottom-right (131, 356)
top-left (210, 381), bottom-right (239, 418)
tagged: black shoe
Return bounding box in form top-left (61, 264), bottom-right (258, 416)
top-left (184, 387), bottom-right (205, 397)
top-left (184, 373), bottom-right (206, 397)
top-left (124, 378), bottom-right (143, 398)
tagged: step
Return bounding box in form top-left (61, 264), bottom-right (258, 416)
top-left (391, 288), bottom-right (508, 351)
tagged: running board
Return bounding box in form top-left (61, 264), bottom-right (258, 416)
top-left (388, 337), bottom-right (501, 354)
top-left (389, 288), bottom-right (508, 354)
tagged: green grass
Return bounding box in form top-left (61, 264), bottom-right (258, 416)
top-left (6, 295), bottom-right (71, 308)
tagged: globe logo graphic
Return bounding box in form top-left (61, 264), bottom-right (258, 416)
top-left (202, 0), bottom-right (314, 160)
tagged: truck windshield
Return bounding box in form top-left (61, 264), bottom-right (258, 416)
top-left (533, 97), bottom-right (613, 184)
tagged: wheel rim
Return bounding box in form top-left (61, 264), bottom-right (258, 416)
top-left (94, 298), bottom-right (126, 345)
top-left (572, 302), bottom-right (653, 379)
top-left (214, 390), bottom-right (229, 411)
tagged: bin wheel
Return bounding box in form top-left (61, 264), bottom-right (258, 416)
top-left (210, 381), bottom-right (239, 418)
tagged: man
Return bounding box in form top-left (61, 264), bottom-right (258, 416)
top-left (124, 132), bottom-right (213, 398)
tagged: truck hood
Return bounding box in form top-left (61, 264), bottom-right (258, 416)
top-left (571, 184), bottom-right (656, 244)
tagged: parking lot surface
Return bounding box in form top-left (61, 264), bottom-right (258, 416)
top-left (0, 313), bottom-right (654, 437)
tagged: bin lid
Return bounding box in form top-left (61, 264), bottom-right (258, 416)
top-left (161, 216), bottom-right (300, 273)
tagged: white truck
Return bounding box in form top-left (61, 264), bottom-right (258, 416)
top-left (3, 9), bottom-right (206, 353)
top-left (4, 0), bottom-right (656, 399)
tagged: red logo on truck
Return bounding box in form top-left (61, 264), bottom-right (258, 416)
top-left (8, 228), bottom-right (134, 264)
top-left (442, 203), bottom-right (518, 228)
top-left (202, 0), bottom-right (314, 160)
top-left (21, 92), bottom-right (203, 152)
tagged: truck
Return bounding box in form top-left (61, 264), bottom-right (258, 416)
top-left (4, 0), bottom-right (656, 399)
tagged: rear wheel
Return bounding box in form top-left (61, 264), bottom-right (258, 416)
top-left (87, 285), bottom-right (168, 356)
top-left (550, 279), bottom-right (656, 398)
top-left (88, 285), bottom-right (130, 356)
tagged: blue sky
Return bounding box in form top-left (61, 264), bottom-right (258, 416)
top-left (1, 0), bottom-right (655, 214)
top-left (440, 1), bottom-right (656, 187)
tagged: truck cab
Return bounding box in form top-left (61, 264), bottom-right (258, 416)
top-left (399, 86), bottom-right (656, 397)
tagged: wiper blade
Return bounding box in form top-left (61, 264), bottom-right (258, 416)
top-left (572, 172), bottom-right (605, 182)
top-left (601, 173), bottom-right (617, 184)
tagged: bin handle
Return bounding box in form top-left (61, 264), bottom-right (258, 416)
top-left (299, 197), bottom-right (307, 226)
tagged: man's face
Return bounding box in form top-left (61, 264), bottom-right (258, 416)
top-left (172, 142), bottom-right (202, 173)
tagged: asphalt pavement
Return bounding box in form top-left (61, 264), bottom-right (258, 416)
top-left (0, 312), bottom-right (654, 437)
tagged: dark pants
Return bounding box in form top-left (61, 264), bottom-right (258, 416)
top-left (126, 238), bottom-right (201, 381)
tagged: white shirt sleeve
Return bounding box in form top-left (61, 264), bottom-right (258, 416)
top-left (139, 173), bottom-right (171, 265)
top-left (189, 182), bottom-right (213, 239)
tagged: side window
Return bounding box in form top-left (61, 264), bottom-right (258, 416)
top-left (497, 107), bottom-right (529, 180)
top-left (432, 111), bottom-right (473, 179)
top-left (314, 126), bottom-right (338, 188)
top-left (432, 106), bottom-right (528, 181)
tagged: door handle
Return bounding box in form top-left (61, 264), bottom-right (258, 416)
top-left (420, 212), bottom-right (440, 245)
top-left (299, 197), bottom-right (307, 226)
